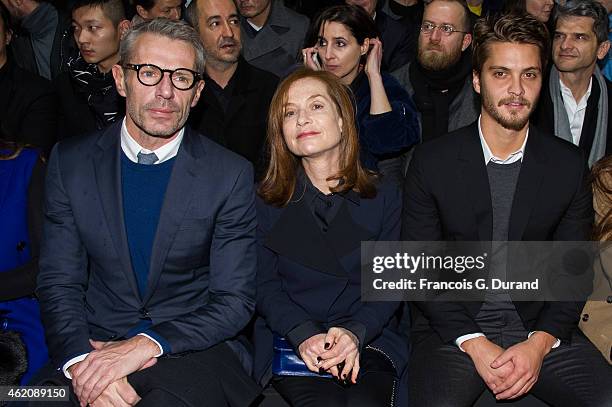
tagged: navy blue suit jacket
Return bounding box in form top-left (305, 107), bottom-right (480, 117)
top-left (252, 178), bottom-right (409, 385)
top-left (37, 121), bottom-right (257, 367)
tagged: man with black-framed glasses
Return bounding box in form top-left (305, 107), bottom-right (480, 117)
top-left (37, 18), bottom-right (260, 407)
top-left (392, 0), bottom-right (479, 142)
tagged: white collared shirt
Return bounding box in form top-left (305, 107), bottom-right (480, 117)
top-left (560, 77), bottom-right (592, 146)
top-left (120, 118), bottom-right (184, 164)
top-left (247, 19), bottom-right (263, 32)
top-left (478, 115), bottom-right (528, 165)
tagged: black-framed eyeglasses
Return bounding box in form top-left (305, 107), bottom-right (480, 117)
top-left (122, 63), bottom-right (202, 90)
top-left (420, 22), bottom-right (468, 36)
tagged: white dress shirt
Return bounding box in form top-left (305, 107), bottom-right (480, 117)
top-left (120, 118), bottom-right (184, 164)
top-left (246, 19), bottom-right (263, 31)
top-left (478, 116), bottom-right (527, 164)
top-left (560, 77), bottom-right (592, 147)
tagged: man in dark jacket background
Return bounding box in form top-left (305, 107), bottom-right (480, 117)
top-left (237, 0), bottom-right (309, 78)
top-left (1, 0), bottom-right (68, 80)
top-left (187, 0), bottom-right (278, 177)
top-left (0, 2), bottom-right (57, 154)
top-left (347, 0), bottom-right (414, 71)
top-left (532, 0), bottom-right (612, 167)
top-left (53, 0), bottom-right (129, 140)
top-left (393, 0), bottom-right (477, 142)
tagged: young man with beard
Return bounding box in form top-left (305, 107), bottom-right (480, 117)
top-left (236, 0), bottom-right (309, 78)
top-left (533, 0), bottom-right (612, 167)
top-left (401, 12), bottom-right (612, 407)
top-left (53, 0), bottom-right (130, 140)
top-left (187, 0), bottom-right (278, 178)
top-left (392, 0), bottom-right (478, 141)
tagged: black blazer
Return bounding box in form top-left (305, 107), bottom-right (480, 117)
top-left (0, 59), bottom-right (58, 154)
top-left (401, 122), bottom-right (593, 344)
top-left (190, 58), bottom-right (279, 176)
top-left (37, 122), bottom-right (257, 367)
top-left (252, 178), bottom-right (409, 385)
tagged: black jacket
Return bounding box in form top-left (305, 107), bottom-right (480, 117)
top-left (253, 178), bottom-right (408, 385)
top-left (401, 123), bottom-right (593, 344)
top-left (189, 58), bottom-right (278, 176)
top-left (53, 70), bottom-right (124, 140)
top-left (377, 10), bottom-right (414, 72)
top-left (10, 9), bottom-right (74, 80)
top-left (0, 59), bottom-right (58, 154)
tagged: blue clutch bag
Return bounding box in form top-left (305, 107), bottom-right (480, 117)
top-left (272, 334), bottom-right (332, 377)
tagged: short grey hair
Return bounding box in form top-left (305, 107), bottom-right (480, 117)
top-left (120, 18), bottom-right (206, 73)
top-left (553, 0), bottom-right (609, 44)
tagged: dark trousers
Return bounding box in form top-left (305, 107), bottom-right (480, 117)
top-left (409, 310), bottom-right (612, 407)
top-left (272, 348), bottom-right (397, 407)
top-left (20, 343), bottom-right (260, 407)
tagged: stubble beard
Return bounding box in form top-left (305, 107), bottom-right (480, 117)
top-left (204, 37), bottom-right (241, 68)
top-left (127, 99), bottom-right (187, 139)
top-left (483, 94), bottom-right (534, 131)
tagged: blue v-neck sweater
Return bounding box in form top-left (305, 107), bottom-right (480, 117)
top-left (121, 152), bottom-right (175, 298)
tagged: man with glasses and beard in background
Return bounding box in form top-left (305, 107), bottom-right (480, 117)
top-left (393, 0), bottom-right (478, 142)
